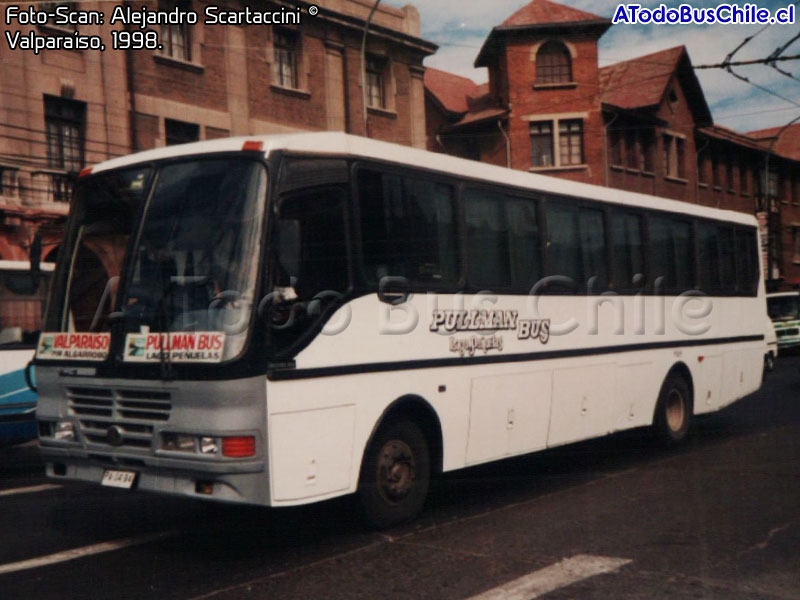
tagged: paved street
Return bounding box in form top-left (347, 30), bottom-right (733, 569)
top-left (1, 356), bottom-right (798, 600)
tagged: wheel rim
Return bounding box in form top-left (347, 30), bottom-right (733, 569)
top-left (376, 439), bottom-right (416, 504)
top-left (665, 388), bottom-right (686, 432)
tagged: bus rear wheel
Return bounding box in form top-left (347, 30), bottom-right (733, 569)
top-left (653, 373), bottom-right (692, 445)
top-left (358, 420), bottom-right (430, 529)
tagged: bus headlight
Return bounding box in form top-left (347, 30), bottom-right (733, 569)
top-left (199, 437), bottom-right (218, 454)
top-left (161, 433), bottom-right (196, 452)
top-left (54, 421), bottom-right (75, 442)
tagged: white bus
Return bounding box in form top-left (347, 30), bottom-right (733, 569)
top-left (35, 133), bottom-right (771, 527)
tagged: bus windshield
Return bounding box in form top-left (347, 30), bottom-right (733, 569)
top-left (54, 158), bottom-right (267, 363)
top-left (768, 295), bottom-right (800, 321)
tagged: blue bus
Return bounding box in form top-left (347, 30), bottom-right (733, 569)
top-left (0, 260), bottom-right (53, 446)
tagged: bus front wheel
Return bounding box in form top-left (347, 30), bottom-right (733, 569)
top-left (358, 420), bottom-right (430, 529)
top-left (653, 373), bottom-right (692, 445)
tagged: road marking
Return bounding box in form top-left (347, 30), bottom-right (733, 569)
top-left (0, 531), bottom-right (175, 576)
top-left (465, 554), bottom-right (632, 600)
top-left (0, 484), bottom-right (61, 497)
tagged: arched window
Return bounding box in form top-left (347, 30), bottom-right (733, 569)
top-left (536, 41), bottom-right (572, 84)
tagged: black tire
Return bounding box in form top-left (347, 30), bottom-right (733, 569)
top-left (762, 353), bottom-right (774, 382)
top-left (652, 373), bottom-right (692, 445)
top-left (357, 420), bottom-right (430, 529)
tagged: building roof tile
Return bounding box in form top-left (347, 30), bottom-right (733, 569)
top-left (501, 0), bottom-right (608, 27)
top-left (748, 123), bottom-right (800, 160)
top-left (599, 46), bottom-right (684, 109)
top-left (424, 67), bottom-right (483, 114)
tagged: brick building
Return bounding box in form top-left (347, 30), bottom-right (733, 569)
top-left (425, 0), bottom-right (800, 289)
top-left (0, 0), bottom-right (435, 262)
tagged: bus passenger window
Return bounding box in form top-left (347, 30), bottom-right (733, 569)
top-left (578, 208), bottom-right (608, 292)
top-left (698, 221), bottom-right (722, 294)
top-left (506, 199), bottom-right (541, 291)
top-left (649, 216), bottom-right (674, 291)
top-left (464, 189), bottom-right (510, 289)
top-left (672, 219), bottom-right (694, 292)
top-left (357, 170), bottom-right (458, 288)
top-left (650, 215), bottom-right (696, 294)
top-left (544, 203), bottom-right (581, 292)
top-left (464, 189), bottom-right (541, 292)
top-left (611, 212), bottom-right (645, 292)
top-left (735, 228), bottom-right (758, 295)
top-left (719, 226), bottom-right (736, 292)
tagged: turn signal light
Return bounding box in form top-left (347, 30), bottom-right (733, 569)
top-left (78, 167), bottom-right (93, 177)
top-left (222, 436), bottom-right (255, 457)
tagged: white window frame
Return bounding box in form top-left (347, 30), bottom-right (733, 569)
top-left (524, 112), bottom-right (587, 171)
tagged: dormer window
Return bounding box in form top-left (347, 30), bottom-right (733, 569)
top-left (536, 41), bottom-right (572, 84)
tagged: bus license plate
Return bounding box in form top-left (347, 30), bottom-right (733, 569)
top-left (101, 469), bottom-right (137, 489)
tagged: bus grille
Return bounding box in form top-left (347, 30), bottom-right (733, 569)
top-left (777, 328), bottom-right (799, 337)
top-left (67, 387), bottom-right (172, 451)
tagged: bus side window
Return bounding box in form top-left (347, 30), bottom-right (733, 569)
top-left (544, 202), bottom-right (581, 293)
top-left (506, 198), bottom-right (541, 292)
top-left (463, 189), bottom-right (541, 293)
top-left (578, 207), bottom-right (609, 293)
top-left (649, 215), bottom-right (695, 294)
top-left (611, 212), bottom-right (645, 293)
top-left (356, 169), bottom-right (458, 289)
top-left (718, 226), bottom-right (736, 292)
top-left (276, 187), bottom-right (349, 300)
top-left (672, 219), bottom-right (694, 292)
top-left (698, 221), bottom-right (722, 295)
top-left (464, 188), bottom-right (511, 289)
top-left (735, 228), bottom-right (758, 295)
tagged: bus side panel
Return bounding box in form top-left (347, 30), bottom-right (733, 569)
top-left (719, 346), bottom-right (763, 409)
top-left (694, 354), bottom-right (723, 414)
top-left (720, 349), bottom-right (743, 407)
top-left (266, 370), bottom-right (470, 506)
top-left (615, 361), bottom-right (658, 428)
top-left (464, 370), bottom-right (552, 465)
top-left (547, 363), bottom-right (617, 447)
top-left (269, 405), bottom-right (356, 502)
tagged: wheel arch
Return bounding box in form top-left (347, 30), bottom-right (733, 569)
top-left (361, 394), bottom-right (444, 477)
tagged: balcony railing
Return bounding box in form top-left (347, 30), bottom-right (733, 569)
top-left (0, 166), bottom-right (76, 206)
top-left (30, 170), bottom-right (75, 204)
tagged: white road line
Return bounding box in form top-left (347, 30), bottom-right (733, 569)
top-left (0, 484), bottom-right (62, 497)
top-left (465, 554), bottom-right (632, 600)
top-left (0, 531), bottom-right (175, 576)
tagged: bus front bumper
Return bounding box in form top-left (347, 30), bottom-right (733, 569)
top-left (40, 444), bottom-right (269, 505)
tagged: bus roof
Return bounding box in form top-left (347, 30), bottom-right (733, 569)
top-left (89, 132), bottom-right (757, 227)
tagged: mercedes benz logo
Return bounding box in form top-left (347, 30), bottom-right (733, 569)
top-left (106, 426), bottom-right (124, 447)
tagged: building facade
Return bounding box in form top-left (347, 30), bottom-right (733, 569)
top-left (0, 0), bottom-right (435, 262)
top-left (425, 0), bottom-right (800, 289)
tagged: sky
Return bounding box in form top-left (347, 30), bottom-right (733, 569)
top-left (393, 0), bottom-right (800, 133)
